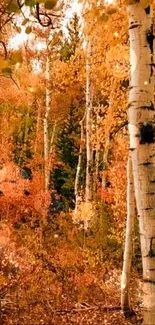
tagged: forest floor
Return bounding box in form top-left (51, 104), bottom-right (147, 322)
top-left (1, 218), bottom-right (143, 325)
top-left (1, 287), bottom-right (143, 325)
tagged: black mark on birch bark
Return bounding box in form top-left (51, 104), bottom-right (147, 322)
top-left (148, 238), bottom-right (155, 257)
top-left (143, 279), bottom-right (155, 284)
top-left (146, 29), bottom-right (155, 53)
top-left (139, 102), bottom-right (154, 111)
top-left (129, 24), bottom-right (139, 30)
top-left (138, 123), bottom-right (154, 144)
top-left (145, 5), bottom-right (150, 15)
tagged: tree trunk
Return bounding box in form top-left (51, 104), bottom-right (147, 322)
top-left (44, 56), bottom-right (50, 192)
top-left (47, 121), bottom-right (57, 189)
top-left (34, 97), bottom-right (42, 155)
top-left (128, 4), bottom-right (155, 324)
top-left (93, 111), bottom-right (100, 198)
top-left (121, 152), bottom-right (135, 316)
top-left (74, 112), bottom-right (85, 215)
top-left (86, 42), bottom-right (93, 203)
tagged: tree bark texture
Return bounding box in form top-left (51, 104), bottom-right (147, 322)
top-left (44, 56), bottom-right (50, 192)
top-left (74, 112), bottom-right (85, 215)
top-left (86, 42), bottom-right (93, 203)
top-left (121, 153), bottom-right (135, 316)
top-left (128, 4), bottom-right (155, 324)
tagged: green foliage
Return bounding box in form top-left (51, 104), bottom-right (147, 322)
top-left (52, 104), bottom-right (83, 210)
top-left (60, 13), bottom-right (81, 62)
top-left (2, 67), bottom-right (12, 77)
top-left (25, 0), bottom-right (36, 6)
top-left (7, 0), bottom-right (20, 13)
top-left (12, 106), bottom-right (36, 166)
top-left (82, 201), bottom-right (123, 265)
top-left (6, 0), bottom-right (58, 11)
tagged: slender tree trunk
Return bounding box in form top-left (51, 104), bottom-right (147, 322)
top-left (86, 42), bottom-right (93, 203)
top-left (94, 146), bottom-right (100, 194)
top-left (34, 98), bottom-right (42, 155)
top-left (121, 152), bottom-right (135, 316)
top-left (44, 56), bottom-right (50, 192)
top-left (74, 112), bottom-right (85, 215)
top-left (46, 121), bottom-right (57, 189)
top-left (128, 4), bottom-right (155, 324)
top-left (93, 112), bottom-right (100, 198)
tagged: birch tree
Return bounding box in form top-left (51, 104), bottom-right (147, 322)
top-left (44, 54), bottom-right (57, 192)
top-left (127, 3), bottom-right (155, 324)
top-left (44, 55), bottom-right (51, 192)
top-left (85, 42), bottom-right (93, 203)
top-left (74, 112), bottom-right (85, 215)
top-left (121, 152), bottom-right (135, 316)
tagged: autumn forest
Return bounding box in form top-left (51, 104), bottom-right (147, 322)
top-left (0, 1), bottom-right (155, 325)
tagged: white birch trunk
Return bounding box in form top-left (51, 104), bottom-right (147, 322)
top-left (44, 56), bottom-right (50, 192)
top-left (93, 112), bottom-right (100, 197)
top-left (74, 112), bottom-right (85, 215)
top-left (47, 121), bottom-right (57, 189)
top-left (121, 153), bottom-right (135, 315)
top-left (34, 98), bottom-right (42, 155)
top-left (128, 4), bottom-right (155, 324)
top-left (86, 42), bottom-right (93, 203)
top-left (94, 146), bottom-right (100, 195)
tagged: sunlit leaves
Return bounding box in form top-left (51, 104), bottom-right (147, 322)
top-left (97, 5), bottom-right (118, 24)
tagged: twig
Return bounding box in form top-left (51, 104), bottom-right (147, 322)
top-left (44, 303), bottom-right (121, 314)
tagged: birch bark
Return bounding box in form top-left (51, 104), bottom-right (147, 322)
top-left (86, 42), bottom-right (93, 203)
top-left (121, 153), bottom-right (135, 315)
top-left (74, 112), bottom-right (85, 215)
top-left (128, 4), bottom-right (155, 324)
top-left (44, 56), bottom-right (50, 192)
top-left (93, 111), bottom-right (100, 197)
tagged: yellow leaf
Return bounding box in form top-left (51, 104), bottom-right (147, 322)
top-left (0, 57), bottom-right (9, 69)
top-left (25, 26), bottom-right (32, 34)
top-left (44, 0), bottom-right (58, 9)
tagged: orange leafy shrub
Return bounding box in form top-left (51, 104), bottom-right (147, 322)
top-left (0, 162), bottom-right (50, 225)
